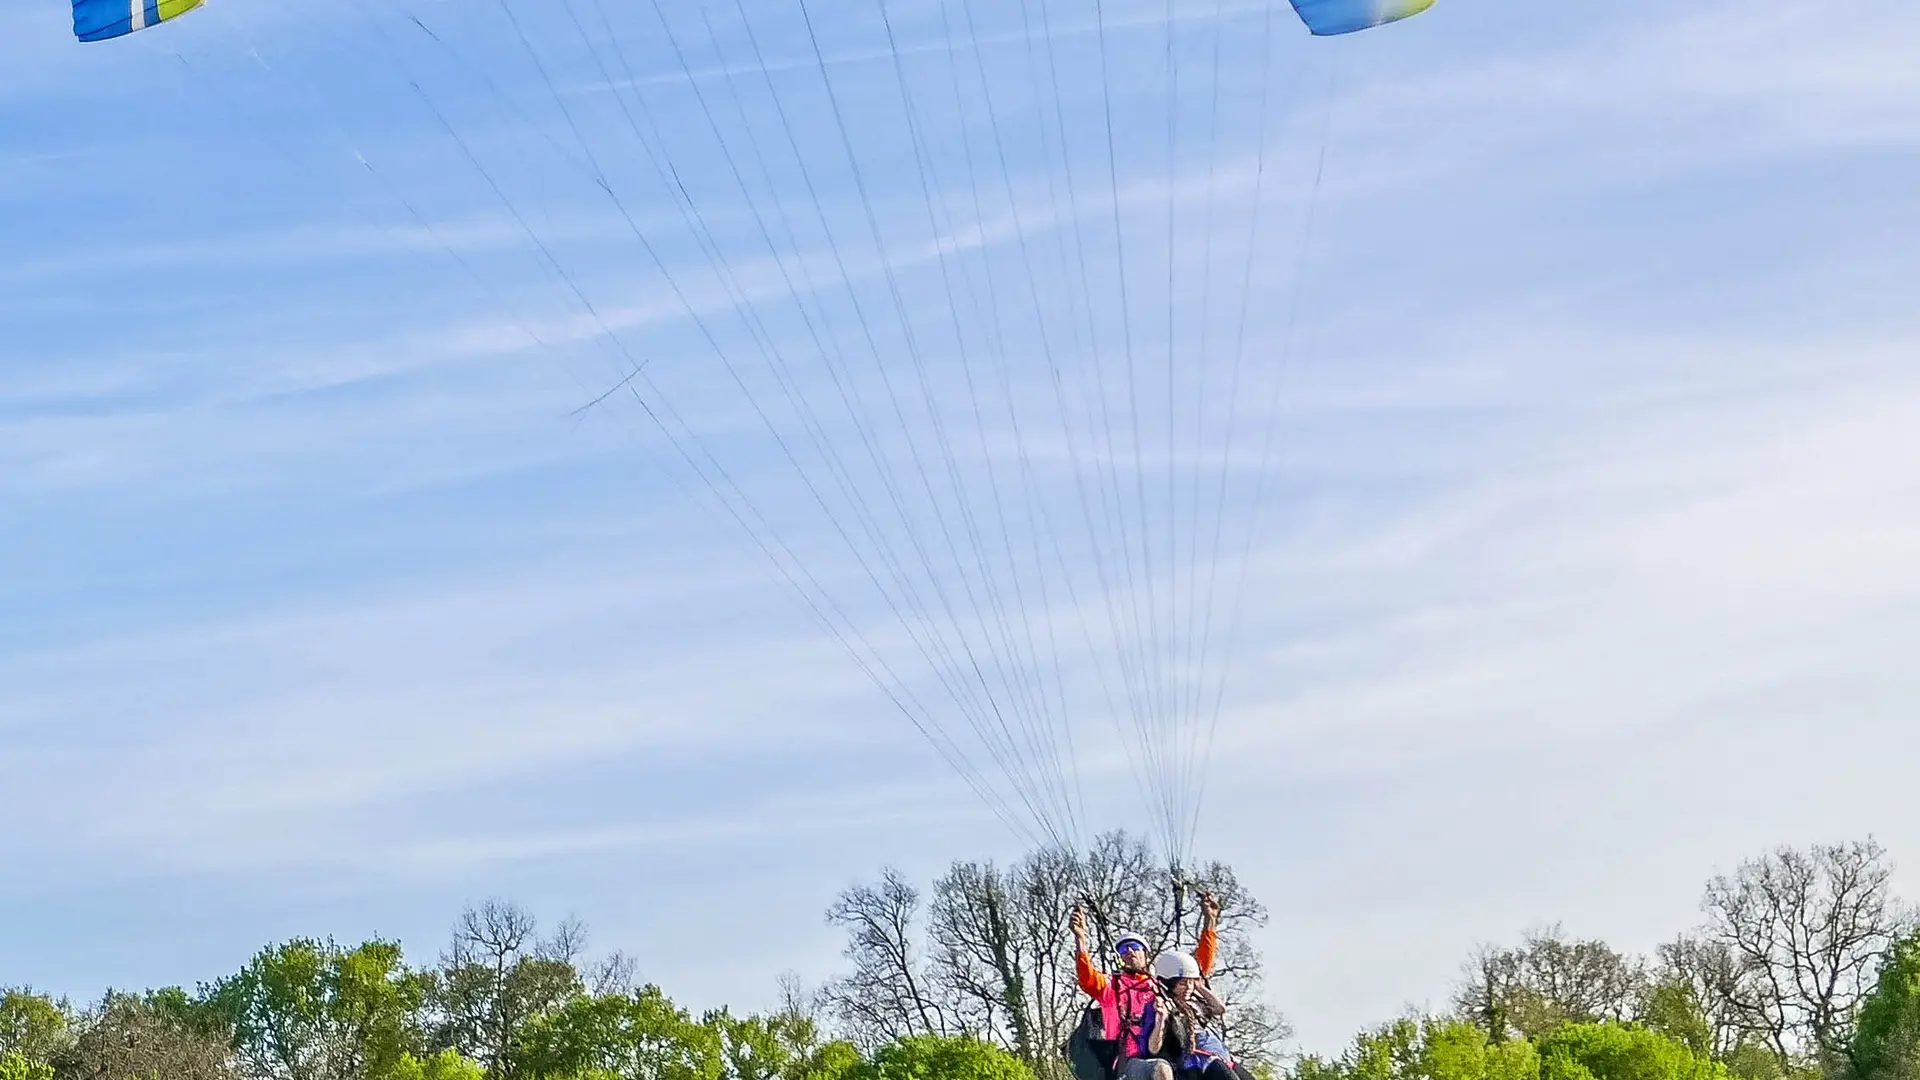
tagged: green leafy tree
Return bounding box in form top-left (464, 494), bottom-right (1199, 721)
top-left (848, 1036), bottom-right (1032, 1080)
top-left (1291, 1018), bottom-right (1416, 1080)
top-left (1349, 1019), bottom-right (1425, 1080)
top-left (0, 1053), bottom-right (54, 1080)
top-left (512, 986), bottom-right (721, 1080)
top-left (144, 986), bottom-right (233, 1039)
top-left (379, 1050), bottom-right (487, 1080)
top-left (1717, 1045), bottom-right (1787, 1080)
top-left (0, 990), bottom-right (71, 1067)
top-left (1295, 1057), bottom-right (1354, 1080)
top-left (710, 1013), bottom-right (790, 1080)
top-left (1292, 1018), bottom-right (1536, 1080)
top-left (1848, 931), bottom-right (1920, 1080)
top-left (790, 1043), bottom-right (861, 1080)
top-left (1536, 1023), bottom-right (1729, 1080)
top-left (201, 938), bottom-right (428, 1080)
top-left (1638, 982), bottom-right (1714, 1060)
top-left (1422, 1020), bottom-right (1541, 1080)
top-left (705, 1009), bottom-right (859, 1080)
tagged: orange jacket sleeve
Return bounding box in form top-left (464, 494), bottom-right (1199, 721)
top-left (1076, 951), bottom-right (1109, 998)
top-left (1194, 924), bottom-right (1218, 977)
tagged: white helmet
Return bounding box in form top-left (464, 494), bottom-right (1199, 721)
top-left (1153, 950), bottom-right (1201, 981)
top-left (1113, 931), bottom-right (1150, 955)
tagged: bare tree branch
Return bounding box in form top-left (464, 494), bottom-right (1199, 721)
top-left (1702, 839), bottom-right (1911, 1073)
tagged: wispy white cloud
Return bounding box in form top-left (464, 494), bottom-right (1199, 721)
top-left (0, 556), bottom-right (910, 868)
top-left (0, 218), bottom-right (534, 285)
top-left (1326, 0), bottom-right (1920, 198)
top-left (1183, 314), bottom-right (1920, 1044)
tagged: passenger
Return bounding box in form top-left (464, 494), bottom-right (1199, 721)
top-left (1181, 892), bottom-right (1257, 1080)
top-left (1153, 950), bottom-right (1234, 1080)
top-left (1072, 906), bottom-right (1173, 1080)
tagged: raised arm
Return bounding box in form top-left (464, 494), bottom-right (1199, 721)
top-left (1072, 905), bottom-right (1109, 997)
top-left (1194, 892), bottom-right (1220, 976)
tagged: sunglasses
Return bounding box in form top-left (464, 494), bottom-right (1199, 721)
top-left (1117, 942), bottom-right (1145, 954)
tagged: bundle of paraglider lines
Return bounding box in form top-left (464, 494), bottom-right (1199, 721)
top-left (68, 0), bottom-right (1434, 868)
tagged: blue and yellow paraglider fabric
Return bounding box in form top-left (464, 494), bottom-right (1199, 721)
top-left (1289, 0), bottom-right (1434, 36)
top-left (72, 0), bottom-right (204, 42)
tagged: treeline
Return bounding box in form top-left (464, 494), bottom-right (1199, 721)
top-left (0, 896), bottom-right (1008, 1080)
top-left (3, 836), bottom-right (1917, 1080)
top-left (1296, 839), bottom-right (1920, 1080)
top-left (0, 833), bottom-right (1261, 1080)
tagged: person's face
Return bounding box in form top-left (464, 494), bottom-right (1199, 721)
top-left (1171, 979), bottom-right (1194, 1001)
top-left (1117, 942), bottom-right (1149, 973)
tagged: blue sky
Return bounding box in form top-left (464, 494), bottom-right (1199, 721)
top-left (4, 0), bottom-right (1920, 1053)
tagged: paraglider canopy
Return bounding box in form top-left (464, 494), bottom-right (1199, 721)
top-left (1289, 0), bottom-right (1435, 36)
top-left (72, 0), bottom-right (205, 43)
